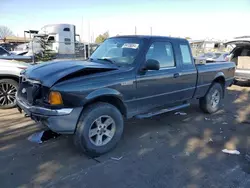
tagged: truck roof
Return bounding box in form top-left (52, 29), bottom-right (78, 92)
top-left (110, 35), bottom-right (188, 42)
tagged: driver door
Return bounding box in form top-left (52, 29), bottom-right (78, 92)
top-left (135, 40), bottom-right (182, 113)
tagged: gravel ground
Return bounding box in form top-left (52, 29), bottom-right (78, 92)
top-left (1, 85), bottom-right (250, 188)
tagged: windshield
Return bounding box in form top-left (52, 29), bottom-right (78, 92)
top-left (90, 37), bottom-right (142, 66)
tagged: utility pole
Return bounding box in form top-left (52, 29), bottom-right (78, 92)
top-left (81, 16), bottom-right (83, 42)
top-left (135, 26), bottom-right (137, 35)
top-left (150, 27), bottom-right (152, 35)
top-left (88, 21), bottom-right (90, 43)
top-left (88, 21), bottom-right (90, 58)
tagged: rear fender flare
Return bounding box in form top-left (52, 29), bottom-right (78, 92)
top-left (214, 72), bottom-right (225, 81)
top-left (212, 72), bottom-right (226, 97)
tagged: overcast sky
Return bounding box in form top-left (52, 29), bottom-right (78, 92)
top-left (1, 0), bottom-right (250, 42)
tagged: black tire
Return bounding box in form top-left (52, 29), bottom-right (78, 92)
top-left (0, 79), bottom-right (19, 109)
top-left (199, 83), bottom-right (223, 114)
top-left (74, 102), bottom-right (124, 157)
top-left (233, 79), bottom-right (239, 85)
top-left (234, 79), bottom-right (250, 87)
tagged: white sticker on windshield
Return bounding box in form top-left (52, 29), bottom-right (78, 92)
top-left (122, 43), bottom-right (139, 49)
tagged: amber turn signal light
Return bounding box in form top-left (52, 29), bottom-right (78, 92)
top-left (49, 91), bottom-right (63, 105)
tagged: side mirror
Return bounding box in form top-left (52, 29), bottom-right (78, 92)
top-left (144, 59), bottom-right (160, 70)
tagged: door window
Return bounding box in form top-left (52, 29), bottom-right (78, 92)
top-left (47, 36), bottom-right (55, 43)
top-left (146, 42), bottom-right (175, 68)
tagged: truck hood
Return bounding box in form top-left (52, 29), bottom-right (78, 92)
top-left (23, 60), bottom-right (118, 87)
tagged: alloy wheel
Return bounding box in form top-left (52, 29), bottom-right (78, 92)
top-left (0, 82), bottom-right (17, 107)
top-left (88, 115), bottom-right (116, 146)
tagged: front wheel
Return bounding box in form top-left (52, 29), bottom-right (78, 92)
top-left (74, 102), bottom-right (124, 157)
top-left (0, 79), bottom-right (18, 109)
top-left (199, 83), bottom-right (223, 114)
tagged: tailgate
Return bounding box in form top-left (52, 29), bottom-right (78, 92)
top-left (237, 56), bottom-right (250, 69)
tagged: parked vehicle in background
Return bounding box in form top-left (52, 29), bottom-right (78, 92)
top-left (225, 36), bottom-right (250, 82)
top-left (198, 52), bottom-right (229, 62)
top-left (0, 46), bottom-right (32, 62)
top-left (17, 36), bottom-right (235, 156)
top-left (189, 39), bottom-right (228, 57)
top-left (0, 59), bottom-right (28, 109)
top-left (13, 24), bottom-right (93, 60)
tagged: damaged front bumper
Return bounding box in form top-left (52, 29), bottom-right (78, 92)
top-left (17, 97), bottom-right (73, 116)
top-left (17, 97), bottom-right (82, 134)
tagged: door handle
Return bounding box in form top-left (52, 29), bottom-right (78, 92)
top-left (173, 73), bottom-right (180, 78)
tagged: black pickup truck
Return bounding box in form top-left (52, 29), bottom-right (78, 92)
top-left (17, 36), bottom-right (235, 156)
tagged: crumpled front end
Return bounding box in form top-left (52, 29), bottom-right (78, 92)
top-left (16, 75), bottom-right (82, 134)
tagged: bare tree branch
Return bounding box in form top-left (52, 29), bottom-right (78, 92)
top-left (0, 26), bottom-right (14, 40)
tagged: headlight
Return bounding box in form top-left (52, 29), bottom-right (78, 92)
top-left (49, 91), bottom-right (63, 105)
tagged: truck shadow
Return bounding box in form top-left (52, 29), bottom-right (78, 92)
top-left (122, 85), bottom-right (250, 188)
top-left (1, 85), bottom-right (250, 187)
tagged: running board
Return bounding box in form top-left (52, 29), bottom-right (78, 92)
top-left (135, 103), bottom-right (190, 119)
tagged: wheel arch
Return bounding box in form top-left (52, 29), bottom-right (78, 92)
top-left (84, 88), bottom-right (127, 117)
top-left (0, 75), bottom-right (19, 83)
top-left (212, 72), bottom-right (226, 97)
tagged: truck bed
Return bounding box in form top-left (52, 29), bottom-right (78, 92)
top-left (194, 62), bottom-right (235, 98)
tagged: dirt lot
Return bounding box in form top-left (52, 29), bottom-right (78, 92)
top-left (1, 85), bottom-right (250, 188)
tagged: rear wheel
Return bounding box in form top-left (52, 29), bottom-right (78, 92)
top-left (74, 102), bottom-right (124, 157)
top-left (0, 79), bottom-right (18, 109)
top-left (199, 83), bottom-right (223, 114)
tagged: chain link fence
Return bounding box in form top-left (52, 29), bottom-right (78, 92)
top-left (12, 39), bottom-right (100, 63)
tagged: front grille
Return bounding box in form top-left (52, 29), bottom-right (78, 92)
top-left (18, 76), bottom-right (41, 105)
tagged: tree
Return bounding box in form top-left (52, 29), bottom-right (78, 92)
top-left (0, 26), bottom-right (14, 42)
top-left (95, 31), bottom-right (109, 43)
top-left (35, 36), bottom-right (56, 62)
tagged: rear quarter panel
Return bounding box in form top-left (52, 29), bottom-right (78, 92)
top-left (194, 62), bottom-right (235, 98)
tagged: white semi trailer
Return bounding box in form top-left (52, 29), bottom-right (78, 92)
top-left (14, 24), bottom-right (90, 60)
top-left (38, 24), bottom-right (77, 56)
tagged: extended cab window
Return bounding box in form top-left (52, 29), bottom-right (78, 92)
top-left (180, 44), bottom-right (192, 65)
top-left (146, 42), bottom-right (175, 68)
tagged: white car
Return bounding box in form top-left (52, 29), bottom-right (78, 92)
top-left (225, 36), bottom-right (250, 82)
top-left (0, 46), bottom-right (32, 61)
top-left (0, 59), bottom-right (28, 109)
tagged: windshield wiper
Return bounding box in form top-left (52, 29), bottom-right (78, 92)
top-left (97, 58), bottom-right (116, 65)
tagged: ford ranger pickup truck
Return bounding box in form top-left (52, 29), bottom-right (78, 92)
top-left (16, 36), bottom-right (235, 156)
